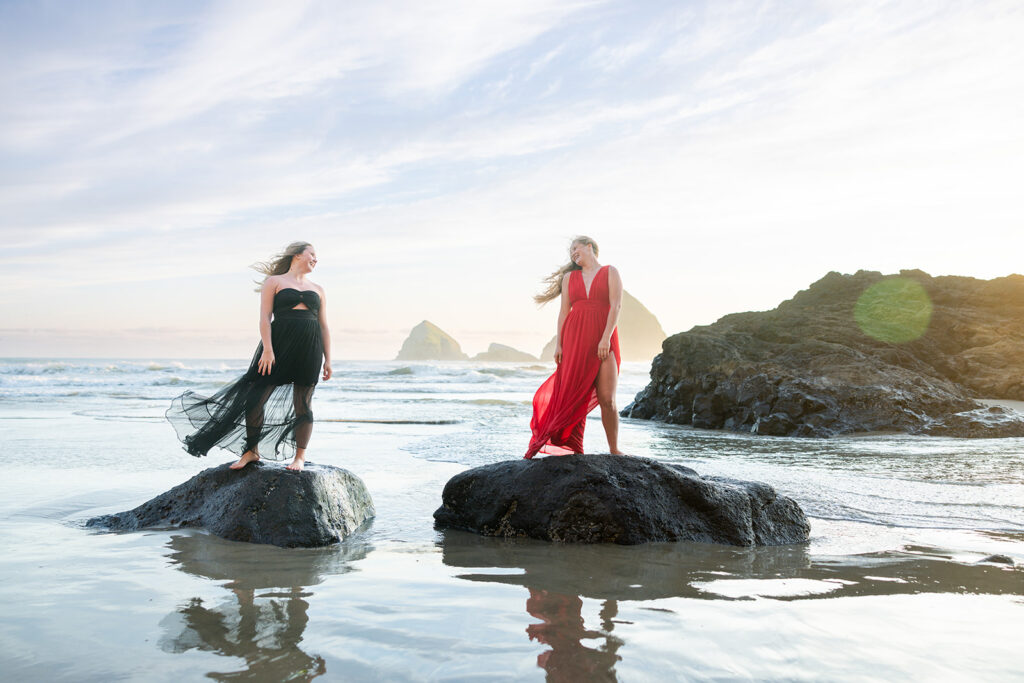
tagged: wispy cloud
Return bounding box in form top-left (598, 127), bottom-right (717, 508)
top-left (1, 0), bottom-right (1022, 357)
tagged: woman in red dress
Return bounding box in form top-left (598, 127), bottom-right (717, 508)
top-left (526, 236), bottom-right (623, 458)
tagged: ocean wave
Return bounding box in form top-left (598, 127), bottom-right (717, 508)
top-left (462, 398), bottom-right (529, 406)
top-left (387, 367), bottom-right (416, 376)
top-left (152, 377), bottom-right (185, 386)
top-left (475, 368), bottom-right (521, 378)
top-left (319, 418), bottom-right (462, 425)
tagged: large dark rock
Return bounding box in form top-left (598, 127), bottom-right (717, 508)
top-left (433, 454), bottom-right (809, 546)
top-left (87, 462), bottom-right (374, 548)
top-left (624, 270), bottom-right (1024, 438)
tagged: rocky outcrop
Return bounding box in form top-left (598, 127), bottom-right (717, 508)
top-left (395, 320), bottom-right (468, 361)
top-left (472, 343), bottom-right (538, 362)
top-left (540, 289), bottom-right (667, 362)
top-left (87, 462), bottom-right (374, 548)
top-left (623, 270), bottom-right (1024, 438)
top-left (433, 454), bottom-right (810, 546)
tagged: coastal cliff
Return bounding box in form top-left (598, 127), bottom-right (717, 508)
top-left (623, 270), bottom-right (1024, 438)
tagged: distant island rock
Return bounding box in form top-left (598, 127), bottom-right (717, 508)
top-left (395, 320), bottom-right (468, 361)
top-left (623, 269), bottom-right (1024, 438)
top-left (87, 462), bottom-right (374, 548)
top-left (472, 343), bottom-right (538, 362)
top-left (540, 289), bottom-right (667, 362)
top-left (433, 454), bottom-right (810, 546)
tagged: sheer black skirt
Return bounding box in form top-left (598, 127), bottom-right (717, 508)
top-left (167, 310), bottom-right (324, 459)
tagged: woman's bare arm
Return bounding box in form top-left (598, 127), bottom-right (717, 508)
top-left (257, 277), bottom-right (277, 375)
top-left (554, 272), bottom-right (572, 363)
top-left (318, 287), bottom-right (333, 380)
top-left (598, 267), bottom-right (622, 360)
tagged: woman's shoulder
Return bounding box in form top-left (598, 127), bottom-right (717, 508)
top-left (262, 274), bottom-right (284, 292)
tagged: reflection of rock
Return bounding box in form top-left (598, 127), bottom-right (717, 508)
top-left (541, 290), bottom-right (667, 362)
top-left (440, 529), bottom-right (810, 601)
top-left (164, 531), bottom-right (370, 589)
top-left (624, 270), bottom-right (1024, 438)
top-left (88, 462), bottom-right (374, 548)
top-left (395, 320), bottom-right (468, 360)
top-left (433, 455), bottom-right (810, 546)
top-left (472, 343), bottom-right (538, 362)
top-left (440, 531), bottom-right (1023, 602)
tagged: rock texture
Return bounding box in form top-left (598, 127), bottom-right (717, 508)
top-left (472, 343), bottom-right (538, 362)
top-left (87, 462), bottom-right (374, 548)
top-left (395, 320), bottom-right (468, 361)
top-left (433, 454), bottom-right (810, 546)
top-left (541, 289), bottom-right (667, 362)
top-left (623, 270), bottom-right (1024, 438)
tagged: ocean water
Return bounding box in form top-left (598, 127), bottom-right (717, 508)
top-left (0, 358), bottom-right (1021, 681)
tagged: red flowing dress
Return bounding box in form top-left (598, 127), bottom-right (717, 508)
top-left (526, 265), bottom-right (621, 458)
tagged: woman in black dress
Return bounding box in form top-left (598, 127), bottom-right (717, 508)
top-left (166, 242), bottom-right (332, 471)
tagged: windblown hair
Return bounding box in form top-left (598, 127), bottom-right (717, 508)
top-left (533, 236), bottom-right (599, 305)
top-left (252, 241), bottom-right (312, 291)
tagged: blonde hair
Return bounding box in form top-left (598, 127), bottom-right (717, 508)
top-left (252, 241), bottom-right (312, 291)
top-left (534, 236), bottom-right (599, 305)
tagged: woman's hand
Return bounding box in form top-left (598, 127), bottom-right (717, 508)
top-left (554, 345), bottom-right (562, 364)
top-left (597, 336), bottom-right (611, 360)
top-left (258, 349), bottom-right (275, 375)
top-left (322, 362), bottom-right (333, 381)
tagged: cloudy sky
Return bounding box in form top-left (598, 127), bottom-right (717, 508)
top-left (2, 0), bottom-right (1022, 359)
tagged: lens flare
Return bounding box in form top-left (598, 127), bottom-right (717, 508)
top-left (854, 278), bottom-right (933, 343)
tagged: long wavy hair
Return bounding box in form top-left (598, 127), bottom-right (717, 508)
top-left (533, 236), bottom-right (599, 305)
top-left (252, 241), bottom-right (312, 291)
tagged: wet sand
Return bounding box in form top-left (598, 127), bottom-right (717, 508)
top-left (0, 360), bottom-right (1021, 680)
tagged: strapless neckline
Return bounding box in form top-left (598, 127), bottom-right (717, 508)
top-left (276, 287), bottom-right (320, 298)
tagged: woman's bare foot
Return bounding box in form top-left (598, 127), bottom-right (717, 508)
top-left (229, 451), bottom-right (260, 470)
top-left (286, 455), bottom-right (305, 471)
top-left (610, 449), bottom-right (628, 456)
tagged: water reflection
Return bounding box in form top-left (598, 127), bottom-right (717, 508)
top-left (440, 530), bottom-right (1022, 679)
top-left (525, 590), bottom-right (622, 682)
top-left (158, 532), bottom-right (370, 682)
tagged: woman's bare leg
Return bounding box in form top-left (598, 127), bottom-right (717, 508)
top-left (231, 385), bottom-right (274, 470)
top-left (596, 356), bottom-right (623, 455)
top-left (229, 450), bottom-right (260, 469)
top-left (286, 447), bottom-right (305, 471)
top-left (287, 385), bottom-right (314, 471)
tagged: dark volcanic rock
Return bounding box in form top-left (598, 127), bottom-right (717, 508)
top-left (433, 454), bottom-right (810, 546)
top-left (623, 270), bottom-right (1024, 438)
top-left (87, 462), bottom-right (374, 548)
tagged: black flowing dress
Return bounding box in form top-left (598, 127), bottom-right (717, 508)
top-left (166, 288), bottom-right (324, 459)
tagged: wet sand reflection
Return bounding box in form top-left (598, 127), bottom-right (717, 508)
top-left (439, 530), bottom-right (1021, 679)
top-left (157, 532), bottom-right (369, 682)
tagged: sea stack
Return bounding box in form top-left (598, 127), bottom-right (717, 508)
top-left (395, 320), bottom-right (469, 361)
top-left (472, 343), bottom-right (538, 362)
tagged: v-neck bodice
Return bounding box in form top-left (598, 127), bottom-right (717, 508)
top-left (569, 266), bottom-right (609, 306)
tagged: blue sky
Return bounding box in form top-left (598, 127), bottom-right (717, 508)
top-left (2, 0), bottom-right (1022, 359)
